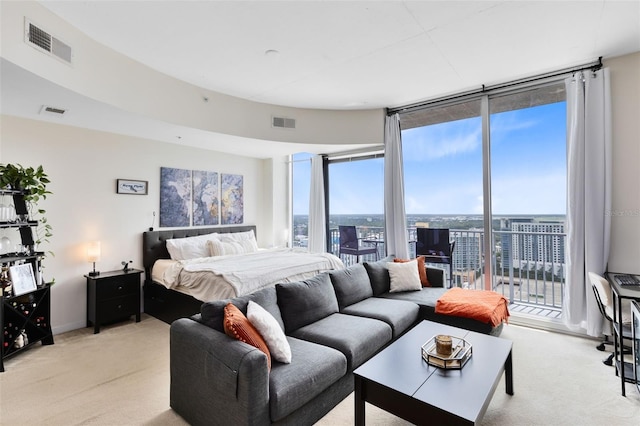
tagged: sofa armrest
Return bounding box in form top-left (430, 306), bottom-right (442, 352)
top-left (426, 267), bottom-right (445, 288)
top-left (170, 318), bottom-right (270, 426)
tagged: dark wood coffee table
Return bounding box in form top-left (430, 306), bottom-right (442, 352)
top-left (354, 320), bottom-right (513, 425)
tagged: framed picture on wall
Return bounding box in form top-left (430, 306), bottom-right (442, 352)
top-left (117, 179), bottom-right (148, 195)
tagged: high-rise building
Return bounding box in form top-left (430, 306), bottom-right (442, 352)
top-left (500, 218), bottom-right (565, 274)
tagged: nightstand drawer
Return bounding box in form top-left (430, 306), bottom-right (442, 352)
top-left (98, 276), bottom-right (138, 299)
top-left (100, 294), bottom-right (138, 323)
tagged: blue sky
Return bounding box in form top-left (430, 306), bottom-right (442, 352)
top-left (293, 101), bottom-right (566, 216)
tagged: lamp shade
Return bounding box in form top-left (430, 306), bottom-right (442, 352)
top-left (87, 241), bottom-right (101, 263)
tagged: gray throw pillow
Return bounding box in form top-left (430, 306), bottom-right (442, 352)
top-left (200, 286), bottom-right (284, 332)
top-left (276, 273), bottom-right (339, 333)
top-left (364, 255), bottom-right (395, 295)
top-left (328, 264), bottom-right (373, 310)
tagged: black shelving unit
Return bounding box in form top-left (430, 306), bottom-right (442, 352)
top-left (0, 188), bottom-right (54, 372)
top-left (1, 284), bottom-right (54, 372)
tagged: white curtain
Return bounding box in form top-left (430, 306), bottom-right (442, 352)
top-left (384, 113), bottom-right (410, 259)
top-left (308, 155), bottom-right (327, 253)
top-left (563, 68), bottom-right (612, 336)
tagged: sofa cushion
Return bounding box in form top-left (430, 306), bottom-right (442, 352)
top-left (269, 337), bottom-right (347, 422)
top-left (363, 256), bottom-right (394, 295)
top-left (388, 259), bottom-right (422, 292)
top-left (328, 263), bottom-right (373, 310)
top-left (277, 273), bottom-right (339, 334)
top-left (247, 301), bottom-right (291, 364)
top-left (200, 286), bottom-right (284, 333)
top-left (223, 303), bottom-right (271, 370)
top-left (379, 286), bottom-right (447, 306)
top-left (289, 313), bottom-right (392, 369)
top-left (342, 298), bottom-right (419, 338)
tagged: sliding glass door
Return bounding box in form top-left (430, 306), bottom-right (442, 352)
top-left (489, 83), bottom-right (567, 309)
top-left (399, 80), bottom-right (567, 316)
top-left (401, 99), bottom-right (484, 286)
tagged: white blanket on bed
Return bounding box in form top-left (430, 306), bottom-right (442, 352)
top-left (160, 248), bottom-right (344, 297)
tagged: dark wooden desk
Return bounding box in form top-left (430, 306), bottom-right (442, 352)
top-left (353, 321), bottom-right (513, 425)
top-left (606, 272), bottom-right (640, 396)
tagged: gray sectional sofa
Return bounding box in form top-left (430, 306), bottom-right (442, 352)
top-left (169, 257), bottom-right (504, 425)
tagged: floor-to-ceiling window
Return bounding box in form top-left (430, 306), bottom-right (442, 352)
top-left (291, 151), bottom-right (384, 260)
top-left (401, 99), bottom-right (483, 285)
top-left (398, 80), bottom-right (567, 319)
top-left (291, 152), bottom-right (313, 248)
top-left (489, 83), bottom-right (567, 311)
top-left (327, 153), bottom-right (384, 262)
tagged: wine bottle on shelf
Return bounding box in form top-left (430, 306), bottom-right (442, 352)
top-left (0, 265), bottom-right (11, 297)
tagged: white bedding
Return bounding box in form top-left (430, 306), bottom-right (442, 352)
top-left (151, 247), bottom-right (344, 302)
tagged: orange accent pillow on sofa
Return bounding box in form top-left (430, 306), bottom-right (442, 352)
top-left (393, 256), bottom-right (430, 287)
top-left (223, 303), bottom-right (272, 370)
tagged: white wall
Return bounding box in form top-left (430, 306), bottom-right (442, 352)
top-left (1, 116), bottom-right (268, 333)
top-left (606, 52), bottom-right (640, 274)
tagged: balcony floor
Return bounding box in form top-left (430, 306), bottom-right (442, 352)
top-left (509, 302), bottom-right (562, 320)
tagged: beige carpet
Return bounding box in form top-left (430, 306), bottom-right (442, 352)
top-left (1, 314), bottom-right (639, 425)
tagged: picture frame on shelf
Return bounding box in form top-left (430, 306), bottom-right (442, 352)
top-left (9, 263), bottom-right (37, 296)
top-left (116, 179), bottom-right (148, 195)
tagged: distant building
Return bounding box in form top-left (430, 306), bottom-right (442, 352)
top-left (451, 230), bottom-right (482, 271)
top-left (500, 218), bottom-right (565, 274)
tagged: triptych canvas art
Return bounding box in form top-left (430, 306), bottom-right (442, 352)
top-left (159, 167), bottom-right (243, 227)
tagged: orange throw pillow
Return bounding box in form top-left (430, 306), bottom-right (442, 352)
top-left (394, 256), bottom-right (430, 287)
top-left (223, 303), bottom-right (272, 370)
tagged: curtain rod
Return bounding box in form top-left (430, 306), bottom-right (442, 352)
top-left (387, 57), bottom-right (603, 116)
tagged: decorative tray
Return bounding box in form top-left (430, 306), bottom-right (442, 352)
top-left (421, 335), bottom-right (472, 369)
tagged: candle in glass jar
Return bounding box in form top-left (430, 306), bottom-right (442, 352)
top-left (435, 334), bottom-right (452, 356)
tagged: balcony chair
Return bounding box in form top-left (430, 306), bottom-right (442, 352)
top-left (338, 225), bottom-right (378, 264)
top-left (588, 272), bottom-right (632, 366)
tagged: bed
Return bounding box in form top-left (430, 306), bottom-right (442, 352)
top-left (142, 226), bottom-right (344, 323)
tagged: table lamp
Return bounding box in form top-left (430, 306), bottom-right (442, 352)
top-left (87, 241), bottom-right (101, 276)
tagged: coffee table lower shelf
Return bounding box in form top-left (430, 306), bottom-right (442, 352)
top-left (354, 321), bottom-right (513, 426)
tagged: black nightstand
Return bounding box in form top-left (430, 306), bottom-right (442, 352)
top-left (85, 269), bottom-right (142, 334)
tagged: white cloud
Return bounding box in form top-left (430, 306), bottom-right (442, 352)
top-left (403, 120), bottom-right (482, 161)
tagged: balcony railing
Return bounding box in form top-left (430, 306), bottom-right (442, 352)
top-left (323, 226), bottom-right (565, 314)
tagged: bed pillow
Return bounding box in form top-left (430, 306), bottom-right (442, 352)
top-left (222, 230), bottom-right (259, 250)
top-left (387, 259), bottom-right (422, 293)
top-left (276, 273), bottom-right (339, 334)
top-left (393, 256), bottom-right (430, 287)
top-left (223, 302), bottom-right (271, 370)
top-left (166, 232), bottom-right (219, 260)
top-left (219, 234), bottom-right (259, 253)
top-left (247, 301), bottom-right (291, 364)
top-left (208, 239), bottom-right (246, 256)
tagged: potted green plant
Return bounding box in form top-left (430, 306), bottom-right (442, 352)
top-left (0, 163), bottom-right (53, 252)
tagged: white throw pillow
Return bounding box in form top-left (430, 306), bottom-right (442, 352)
top-left (247, 301), bottom-right (291, 364)
top-left (166, 233), bottom-right (219, 260)
top-left (387, 259), bottom-right (422, 293)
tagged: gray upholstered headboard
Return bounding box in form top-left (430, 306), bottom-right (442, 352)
top-left (142, 225), bottom-right (257, 280)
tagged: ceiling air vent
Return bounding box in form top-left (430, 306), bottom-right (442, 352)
top-left (40, 105), bottom-right (67, 116)
top-left (272, 116), bottom-right (296, 129)
top-left (25, 19), bottom-right (73, 64)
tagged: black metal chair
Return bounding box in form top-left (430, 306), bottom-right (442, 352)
top-left (589, 272), bottom-right (632, 366)
top-left (338, 225), bottom-right (378, 264)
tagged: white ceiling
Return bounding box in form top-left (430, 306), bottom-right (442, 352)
top-left (3, 1), bottom-right (640, 157)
